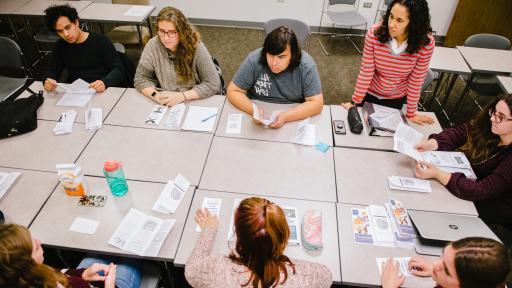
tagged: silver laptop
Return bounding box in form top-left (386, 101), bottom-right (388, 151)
top-left (408, 210), bottom-right (500, 256)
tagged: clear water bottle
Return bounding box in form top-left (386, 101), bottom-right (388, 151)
top-left (103, 160), bottom-right (128, 197)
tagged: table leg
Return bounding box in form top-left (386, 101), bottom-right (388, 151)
top-left (427, 72), bottom-right (444, 108)
top-left (146, 18), bottom-right (153, 37)
top-left (451, 74), bottom-right (474, 118)
top-left (136, 24), bottom-right (143, 51)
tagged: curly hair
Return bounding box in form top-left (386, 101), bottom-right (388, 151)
top-left (375, 0), bottom-right (432, 54)
top-left (157, 7), bottom-right (200, 83)
top-left (44, 4), bottom-right (79, 30)
top-left (459, 95), bottom-right (512, 163)
top-left (0, 224), bottom-right (68, 288)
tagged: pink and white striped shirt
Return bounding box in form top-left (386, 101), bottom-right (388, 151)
top-left (351, 24), bottom-right (435, 118)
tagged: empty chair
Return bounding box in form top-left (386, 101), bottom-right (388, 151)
top-left (318, 0), bottom-right (367, 55)
top-left (263, 18), bottom-right (311, 49)
top-left (0, 36), bottom-right (30, 102)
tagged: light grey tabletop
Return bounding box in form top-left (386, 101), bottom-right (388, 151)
top-left (29, 176), bottom-right (194, 261)
top-left (20, 81), bottom-right (125, 124)
top-left (0, 0), bottom-right (31, 14)
top-left (199, 137), bottom-right (337, 202)
top-left (104, 88), bottom-right (225, 132)
top-left (497, 76), bottom-right (512, 95)
top-left (0, 167), bottom-right (58, 227)
top-left (174, 189), bottom-right (342, 283)
top-left (330, 105), bottom-right (442, 151)
top-left (429, 47), bottom-right (471, 75)
top-left (457, 46), bottom-right (512, 74)
top-left (0, 120), bottom-right (94, 172)
top-left (334, 147), bottom-right (478, 215)
top-left (79, 3), bottom-right (155, 24)
top-left (12, 0), bottom-right (92, 16)
top-left (337, 203), bottom-right (437, 288)
top-left (77, 125), bottom-right (213, 184)
top-left (215, 100), bottom-right (333, 145)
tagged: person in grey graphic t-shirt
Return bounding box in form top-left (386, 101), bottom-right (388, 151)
top-left (227, 26), bottom-right (324, 129)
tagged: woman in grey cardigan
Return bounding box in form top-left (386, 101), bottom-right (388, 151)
top-left (134, 6), bottom-right (221, 106)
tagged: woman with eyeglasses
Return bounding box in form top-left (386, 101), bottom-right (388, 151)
top-left (134, 6), bottom-right (221, 106)
top-left (414, 95), bottom-right (512, 224)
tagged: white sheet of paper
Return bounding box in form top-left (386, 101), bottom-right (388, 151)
top-left (369, 205), bottom-right (395, 245)
top-left (56, 79), bottom-right (95, 107)
top-left (293, 118), bottom-right (316, 146)
top-left (124, 5), bottom-right (153, 17)
top-left (196, 197), bottom-right (222, 232)
top-left (145, 105), bottom-right (167, 125)
top-left (181, 106), bottom-right (218, 132)
top-left (69, 217), bottom-right (100, 235)
top-left (282, 206), bottom-right (301, 245)
top-left (53, 110), bottom-right (77, 135)
top-left (388, 176), bottom-right (432, 193)
top-left (393, 122), bottom-right (424, 161)
top-left (0, 172), bottom-right (20, 201)
top-left (85, 108), bottom-right (102, 131)
top-left (164, 103), bottom-right (186, 129)
top-left (252, 103), bottom-right (280, 126)
top-left (226, 113), bottom-right (243, 134)
top-left (152, 174), bottom-right (190, 214)
top-left (144, 219), bottom-right (176, 257)
top-left (370, 104), bottom-right (404, 131)
top-left (376, 257), bottom-right (412, 277)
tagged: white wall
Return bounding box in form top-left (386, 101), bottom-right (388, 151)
top-left (149, 0), bottom-right (458, 36)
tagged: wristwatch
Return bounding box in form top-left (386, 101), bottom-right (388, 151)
top-left (151, 91), bottom-right (158, 98)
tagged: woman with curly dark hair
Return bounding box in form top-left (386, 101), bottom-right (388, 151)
top-left (342, 0), bottom-right (435, 125)
top-left (414, 95), bottom-right (512, 224)
top-left (134, 6), bottom-right (221, 106)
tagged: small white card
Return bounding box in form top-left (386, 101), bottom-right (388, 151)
top-left (124, 5), bottom-right (153, 17)
top-left (195, 197), bottom-right (222, 232)
top-left (293, 118), bottom-right (316, 146)
top-left (164, 103), bottom-right (186, 129)
top-left (376, 257), bottom-right (412, 277)
top-left (226, 113), bottom-right (242, 134)
top-left (85, 108), bottom-right (102, 131)
top-left (53, 110), bottom-right (77, 135)
top-left (69, 217), bottom-right (100, 235)
top-left (252, 103), bottom-right (280, 126)
top-left (388, 176), bottom-right (432, 193)
top-left (145, 105), bottom-right (167, 125)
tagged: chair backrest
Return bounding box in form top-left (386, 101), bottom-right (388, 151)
top-left (464, 34), bottom-right (511, 50)
top-left (329, 0), bottom-right (357, 5)
top-left (0, 36), bottom-right (24, 75)
top-left (421, 69), bottom-right (434, 92)
top-left (263, 18), bottom-right (310, 47)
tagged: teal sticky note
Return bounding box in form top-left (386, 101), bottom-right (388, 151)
top-left (315, 142), bottom-right (330, 153)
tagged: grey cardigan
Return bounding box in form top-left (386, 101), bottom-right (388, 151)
top-left (134, 37), bottom-right (221, 98)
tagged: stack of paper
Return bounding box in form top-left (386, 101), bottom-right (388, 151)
top-left (0, 172), bottom-right (20, 200)
top-left (164, 103), bottom-right (186, 129)
top-left (181, 106), bottom-right (218, 132)
top-left (421, 151), bottom-right (477, 179)
top-left (370, 104), bottom-right (404, 131)
top-left (293, 118), bottom-right (316, 146)
top-left (152, 174), bottom-right (190, 214)
top-left (53, 110), bottom-right (77, 135)
top-left (195, 197), bottom-right (222, 232)
top-left (56, 79), bottom-right (95, 107)
top-left (145, 105), bottom-right (167, 125)
top-left (388, 176), bottom-right (432, 193)
top-left (386, 199), bottom-right (415, 248)
top-left (252, 103), bottom-right (280, 126)
top-left (85, 108), bottom-right (102, 131)
top-left (369, 205), bottom-right (395, 247)
top-left (108, 208), bottom-right (176, 256)
top-left (376, 257), bottom-right (412, 277)
top-left (351, 207), bottom-right (375, 244)
top-left (124, 5), bottom-right (153, 17)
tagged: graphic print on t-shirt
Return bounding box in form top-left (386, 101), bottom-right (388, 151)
top-left (254, 73), bottom-right (272, 97)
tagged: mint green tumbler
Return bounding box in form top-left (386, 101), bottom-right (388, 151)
top-left (103, 160), bottom-right (128, 197)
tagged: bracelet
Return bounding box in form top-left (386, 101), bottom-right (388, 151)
top-left (181, 91), bottom-right (187, 102)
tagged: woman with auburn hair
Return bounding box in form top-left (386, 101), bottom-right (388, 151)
top-left (413, 96), bottom-right (512, 224)
top-left (342, 0), bottom-right (435, 125)
top-left (134, 6), bottom-right (221, 106)
top-left (381, 237), bottom-right (509, 288)
top-left (185, 197), bottom-right (332, 287)
top-left (0, 223), bottom-right (140, 288)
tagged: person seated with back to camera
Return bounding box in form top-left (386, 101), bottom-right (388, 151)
top-left (226, 26), bottom-right (324, 129)
top-left (134, 6), bottom-right (221, 106)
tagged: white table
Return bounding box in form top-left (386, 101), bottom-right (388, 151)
top-left (0, 120), bottom-right (94, 172)
top-left (497, 76), bottom-right (512, 95)
top-left (105, 88), bottom-right (225, 133)
top-left (20, 81), bottom-right (125, 123)
top-left (30, 176), bottom-right (194, 261)
top-left (337, 203), bottom-right (437, 288)
top-left (12, 0), bottom-right (92, 16)
top-left (174, 189), bottom-right (342, 283)
top-left (330, 105), bottom-right (442, 151)
top-left (457, 46), bottom-right (512, 74)
top-left (215, 100), bottom-right (333, 145)
top-left (199, 137), bottom-right (337, 202)
top-left (0, 0), bottom-right (31, 14)
top-left (77, 125), bottom-right (213, 184)
top-left (334, 147), bottom-right (478, 215)
top-left (0, 167), bottom-right (58, 227)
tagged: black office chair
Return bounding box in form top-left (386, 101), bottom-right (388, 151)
top-left (0, 36), bottom-right (32, 102)
top-left (263, 18), bottom-right (311, 51)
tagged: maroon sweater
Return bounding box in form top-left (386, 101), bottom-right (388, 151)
top-left (430, 124), bottom-right (512, 224)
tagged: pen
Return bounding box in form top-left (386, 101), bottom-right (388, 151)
top-left (201, 113), bottom-right (217, 123)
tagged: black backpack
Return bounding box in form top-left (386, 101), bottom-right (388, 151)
top-left (0, 90), bottom-right (43, 139)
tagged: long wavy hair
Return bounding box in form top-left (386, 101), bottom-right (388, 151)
top-left (157, 7), bottom-right (200, 83)
top-left (0, 224), bottom-right (68, 288)
top-left (451, 237), bottom-right (509, 288)
top-left (375, 0), bottom-right (432, 54)
top-left (229, 197), bottom-right (295, 288)
top-left (459, 96), bottom-right (512, 163)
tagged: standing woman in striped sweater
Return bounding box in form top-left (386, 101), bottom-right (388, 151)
top-left (342, 0), bottom-right (435, 125)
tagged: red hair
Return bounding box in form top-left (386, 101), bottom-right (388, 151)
top-left (229, 197), bottom-right (295, 288)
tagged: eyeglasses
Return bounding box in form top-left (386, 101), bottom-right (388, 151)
top-left (489, 108), bottom-right (512, 123)
top-left (157, 29), bottom-right (178, 38)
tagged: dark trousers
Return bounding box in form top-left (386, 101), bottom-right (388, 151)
top-left (360, 93), bottom-right (407, 110)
